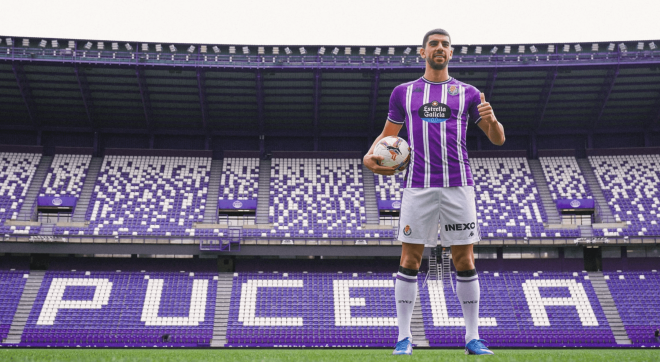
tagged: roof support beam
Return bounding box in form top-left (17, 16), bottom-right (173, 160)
top-left (12, 63), bottom-right (38, 127)
top-left (73, 65), bottom-right (94, 128)
top-left (368, 70), bottom-right (381, 136)
top-left (592, 63), bottom-right (620, 129)
top-left (313, 69), bottom-right (321, 151)
top-left (484, 69), bottom-right (498, 101)
top-left (534, 68), bottom-right (558, 130)
top-left (196, 69), bottom-right (209, 131)
top-left (135, 68), bottom-right (153, 131)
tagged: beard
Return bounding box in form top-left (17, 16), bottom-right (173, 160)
top-left (426, 55), bottom-right (448, 70)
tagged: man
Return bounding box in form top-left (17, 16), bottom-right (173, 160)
top-left (363, 28), bottom-right (505, 356)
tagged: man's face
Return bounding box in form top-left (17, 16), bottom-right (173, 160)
top-left (421, 34), bottom-right (452, 70)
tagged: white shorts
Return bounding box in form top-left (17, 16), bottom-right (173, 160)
top-left (397, 186), bottom-right (480, 247)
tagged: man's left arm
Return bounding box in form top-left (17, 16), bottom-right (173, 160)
top-left (476, 92), bottom-right (505, 146)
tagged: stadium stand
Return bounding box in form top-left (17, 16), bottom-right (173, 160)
top-left (218, 158), bottom-right (259, 201)
top-left (421, 272), bottom-right (614, 347)
top-left (0, 152), bottom-right (41, 222)
top-left (471, 157), bottom-right (579, 238)
top-left (604, 271), bottom-right (660, 346)
top-left (0, 270), bottom-right (29, 342)
top-left (39, 154), bottom-right (92, 199)
top-left (226, 272), bottom-right (397, 347)
top-left (589, 154), bottom-right (660, 237)
top-left (539, 157), bottom-right (592, 200)
top-left (267, 158), bottom-right (370, 238)
top-left (21, 270), bottom-right (218, 347)
top-left (53, 155), bottom-right (211, 237)
top-left (374, 172), bottom-right (405, 201)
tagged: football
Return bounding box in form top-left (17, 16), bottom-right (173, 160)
top-left (373, 136), bottom-right (410, 174)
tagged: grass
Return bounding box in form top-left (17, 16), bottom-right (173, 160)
top-left (1, 349), bottom-right (658, 362)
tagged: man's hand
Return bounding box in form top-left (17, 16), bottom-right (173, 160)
top-left (363, 154), bottom-right (398, 176)
top-left (477, 92), bottom-right (505, 146)
top-left (477, 92), bottom-right (497, 126)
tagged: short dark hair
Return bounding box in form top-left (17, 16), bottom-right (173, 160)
top-left (423, 28), bottom-right (451, 48)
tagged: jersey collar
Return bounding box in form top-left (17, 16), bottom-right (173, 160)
top-left (421, 76), bottom-right (453, 85)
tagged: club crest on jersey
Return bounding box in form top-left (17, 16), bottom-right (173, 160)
top-left (448, 85), bottom-right (459, 96)
top-left (403, 225), bottom-right (412, 236)
top-left (418, 100), bottom-right (451, 123)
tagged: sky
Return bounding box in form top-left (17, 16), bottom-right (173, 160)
top-left (2, 0), bottom-right (660, 46)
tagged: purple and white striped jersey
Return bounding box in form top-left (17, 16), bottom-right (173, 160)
top-left (387, 76), bottom-right (482, 188)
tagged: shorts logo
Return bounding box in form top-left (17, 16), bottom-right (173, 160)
top-left (448, 85), bottom-right (459, 96)
top-left (469, 231), bottom-right (474, 237)
top-left (403, 225), bottom-right (412, 236)
top-left (445, 222), bottom-right (476, 232)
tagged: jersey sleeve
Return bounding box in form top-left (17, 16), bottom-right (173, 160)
top-left (467, 87), bottom-right (483, 124)
top-left (387, 86), bottom-right (406, 124)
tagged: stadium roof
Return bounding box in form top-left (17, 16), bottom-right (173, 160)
top-left (1, 37), bottom-right (660, 141)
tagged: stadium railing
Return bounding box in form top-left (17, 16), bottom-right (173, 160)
top-left (1, 233), bottom-right (656, 247)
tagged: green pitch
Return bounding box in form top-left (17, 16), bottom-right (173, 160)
top-left (1, 349), bottom-right (656, 362)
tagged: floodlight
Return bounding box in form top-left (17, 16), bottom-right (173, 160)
top-left (562, 44), bottom-right (570, 52)
top-left (169, 44), bottom-right (177, 52)
top-left (417, 47), bottom-right (423, 54)
top-left (618, 43), bottom-right (627, 52)
top-left (591, 43), bottom-right (599, 51)
top-left (607, 43), bottom-right (615, 51)
top-left (97, 42), bottom-right (104, 50)
top-left (52, 40), bottom-right (59, 48)
top-left (403, 47), bottom-right (412, 55)
top-left (22, 39), bottom-right (29, 47)
top-left (284, 47), bottom-right (292, 55)
top-left (504, 46), bottom-right (511, 54)
top-left (5, 38), bottom-right (12, 46)
top-left (257, 46), bottom-right (264, 55)
top-left (547, 44), bottom-right (555, 53)
top-left (200, 45), bottom-right (207, 54)
top-left (242, 46), bottom-right (249, 54)
top-left (272, 47), bottom-right (279, 55)
top-left (332, 47), bottom-right (339, 55)
top-left (213, 46), bottom-right (221, 53)
top-left (530, 45), bottom-right (538, 54)
top-left (461, 46), bottom-right (468, 54)
top-left (229, 46), bottom-right (236, 54)
top-left (125, 43), bottom-right (133, 51)
top-left (39, 40), bottom-right (47, 48)
top-left (388, 47), bottom-right (395, 55)
top-left (359, 47), bottom-right (366, 55)
top-left (299, 47), bottom-right (307, 55)
top-left (574, 44), bottom-right (582, 52)
top-left (650, 42), bottom-right (658, 50)
top-left (475, 46), bottom-right (482, 54)
top-left (112, 42), bottom-right (119, 50)
top-left (517, 45), bottom-right (525, 53)
top-left (373, 47), bottom-right (381, 55)
top-left (344, 47), bottom-right (352, 55)
top-left (142, 44), bottom-right (149, 52)
top-left (318, 47), bottom-right (326, 55)
top-left (490, 46), bottom-right (498, 54)
top-left (637, 42), bottom-right (644, 50)
top-left (84, 42), bottom-right (93, 50)
top-left (187, 45), bottom-right (196, 53)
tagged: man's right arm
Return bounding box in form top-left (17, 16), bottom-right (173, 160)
top-left (363, 120), bottom-right (404, 176)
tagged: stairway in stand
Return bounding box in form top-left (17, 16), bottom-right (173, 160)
top-left (203, 159), bottom-right (223, 224)
top-left (3, 270), bottom-right (45, 344)
top-left (210, 273), bottom-right (234, 347)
